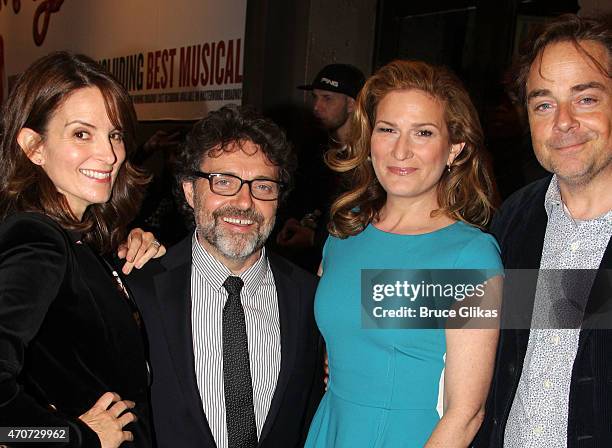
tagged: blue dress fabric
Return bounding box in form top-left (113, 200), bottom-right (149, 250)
top-left (305, 222), bottom-right (502, 447)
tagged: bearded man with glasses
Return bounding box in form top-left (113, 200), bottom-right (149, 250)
top-left (126, 105), bottom-right (324, 448)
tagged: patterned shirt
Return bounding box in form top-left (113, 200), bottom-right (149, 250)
top-left (504, 176), bottom-right (612, 447)
top-left (191, 234), bottom-right (281, 448)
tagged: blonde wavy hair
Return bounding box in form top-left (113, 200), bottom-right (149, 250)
top-left (326, 59), bottom-right (498, 238)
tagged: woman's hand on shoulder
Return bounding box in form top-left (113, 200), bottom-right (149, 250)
top-left (117, 228), bottom-right (166, 275)
top-left (79, 392), bottom-right (136, 448)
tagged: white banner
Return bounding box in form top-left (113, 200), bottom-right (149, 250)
top-left (0, 0), bottom-right (246, 120)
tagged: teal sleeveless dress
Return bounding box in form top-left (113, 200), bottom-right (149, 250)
top-left (305, 222), bottom-right (502, 447)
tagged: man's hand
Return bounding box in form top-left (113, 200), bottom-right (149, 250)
top-left (117, 228), bottom-right (166, 275)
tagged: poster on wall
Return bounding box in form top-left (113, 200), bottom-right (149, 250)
top-left (0, 0), bottom-right (246, 120)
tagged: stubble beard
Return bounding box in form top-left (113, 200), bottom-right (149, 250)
top-left (196, 205), bottom-right (276, 262)
top-left (538, 133), bottom-right (612, 187)
top-left (316, 103), bottom-right (350, 133)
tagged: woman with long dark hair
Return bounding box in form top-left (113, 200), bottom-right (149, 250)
top-left (0, 52), bottom-right (157, 447)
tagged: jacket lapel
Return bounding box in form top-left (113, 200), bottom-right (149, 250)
top-left (578, 237), bottom-right (612, 342)
top-left (497, 180), bottom-right (549, 363)
top-left (154, 235), bottom-right (217, 446)
top-left (259, 256), bottom-right (299, 444)
top-left (512, 188), bottom-right (548, 270)
top-left (515, 184), bottom-right (548, 352)
top-left (512, 179), bottom-right (611, 365)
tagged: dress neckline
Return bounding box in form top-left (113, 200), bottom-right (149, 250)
top-left (367, 220), bottom-right (461, 237)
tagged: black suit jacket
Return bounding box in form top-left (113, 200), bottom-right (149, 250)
top-left (127, 234), bottom-right (324, 448)
top-left (474, 177), bottom-right (612, 448)
top-left (0, 212), bottom-right (152, 447)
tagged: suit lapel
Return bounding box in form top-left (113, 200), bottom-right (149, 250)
top-left (259, 257), bottom-right (299, 444)
top-left (154, 236), bottom-right (217, 446)
top-left (513, 181), bottom-right (612, 367)
top-left (513, 188), bottom-right (547, 270)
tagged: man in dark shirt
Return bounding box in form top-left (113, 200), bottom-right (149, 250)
top-left (276, 64), bottom-right (365, 271)
top-left (474, 15), bottom-right (612, 448)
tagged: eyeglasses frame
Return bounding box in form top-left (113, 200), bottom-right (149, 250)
top-left (188, 171), bottom-right (285, 201)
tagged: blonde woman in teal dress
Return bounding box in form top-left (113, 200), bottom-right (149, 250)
top-left (304, 60), bottom-right (503, 447)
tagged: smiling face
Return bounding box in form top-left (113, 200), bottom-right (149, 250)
top-left (21, 87), bottom-right (126, 219)
top-left (370, 89), bottom-right (464, 207)
top-left (526, 40), bottom-right (612, 187)
top-left (182, 140), bottom-right (279, 271)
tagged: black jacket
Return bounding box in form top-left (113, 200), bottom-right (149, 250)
top-left (474, 177), bottom-right (612, 448)
top-left (127, 234), bottom-right (324, 448)
top-left (0, 212), bottom-right (152, 447)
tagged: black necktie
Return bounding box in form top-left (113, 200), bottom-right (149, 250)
top-left (222, 276), bottom-right (258, 448)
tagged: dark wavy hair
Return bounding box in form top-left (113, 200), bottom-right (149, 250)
top-left (0, 51), bottom-right (149, 253)
top-left (510, 14), bottom-right (612, 105)
top-left (327, 60), bottom-right (498, 238)
top-left (174, 105), bottom-right (297, 221)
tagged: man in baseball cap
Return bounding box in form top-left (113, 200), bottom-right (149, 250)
top-left (297, 63), bottom-right (365, 145)
top-left (275, 64), bottom-right (365, 270)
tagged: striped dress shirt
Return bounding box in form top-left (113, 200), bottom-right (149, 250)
top-left (191, 234), bottom-right (281, 448)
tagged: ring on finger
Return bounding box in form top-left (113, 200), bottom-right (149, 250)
top-left (151, 239), bottom-right (161, 248)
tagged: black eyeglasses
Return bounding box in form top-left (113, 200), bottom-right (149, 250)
top-left (189, 171), bottom-right (284, 201)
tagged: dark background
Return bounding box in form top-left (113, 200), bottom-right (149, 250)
top-left (135, 0), bottom-right (603, 248)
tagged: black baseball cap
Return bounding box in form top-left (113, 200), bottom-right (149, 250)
top-left (297, 63), bottom-right (365, 99)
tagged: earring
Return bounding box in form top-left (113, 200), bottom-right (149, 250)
top-left (367, 155), bottom-right (372, 162)
top-left (446, 163), bottom-right (451, 173)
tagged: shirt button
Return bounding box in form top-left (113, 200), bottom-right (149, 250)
top-left (543, 379), bottom-right (552, 390)
top-left (570, 241), bottom-right (580, 252)
top-left (550, 334), bottom-right (560, 345)
top-left (533, 425), bottom-right (544, 436)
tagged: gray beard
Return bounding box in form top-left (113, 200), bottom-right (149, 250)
top-left (197, 206), bottom-right (275, 261)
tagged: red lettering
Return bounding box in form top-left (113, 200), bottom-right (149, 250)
top-left (215, 40), bottom-right (225, 85)
top-left (154, 50), bottom-right (161, 89)
top-left (201, 43), bottom-right (210, 86)
top-left (137, 54), bottom-right (144, 90)
top-left (168, 48), bottom-right (176, 88)
top-left (160, 49), bottom-right (168, 89)
top-left (191, 44), bottom-right (201, 87)
top-left (0, 1), bottom-right (21, 13)
top-left (179, 46), bottom-right (191, 87)
top-left (210, 42), bottom-right (216, 86)
top-left (224, 40), bottom-right (234, 84)
top-left (33, 0), bottom-right (64, 47)
top-left (235, 39), bottom-right (243, 83)
top-left (146, 52), bottom-right (154, 89)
